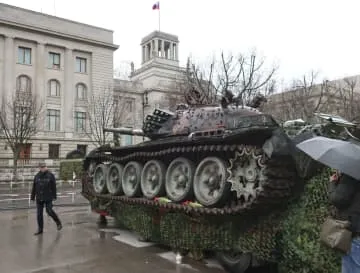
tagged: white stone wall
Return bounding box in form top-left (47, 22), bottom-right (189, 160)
top-left (0, 4), bottom-right (117, 159)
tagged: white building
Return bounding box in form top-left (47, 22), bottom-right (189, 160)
top-left (114, 30), bottom-right (186, 145)
top-left (0, 3), bottom-right (118, 161)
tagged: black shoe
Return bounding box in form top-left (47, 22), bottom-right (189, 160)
top-left (34, 231), bottom-right (43, 235)
top-left (57, 223), bottom-right (62, 231)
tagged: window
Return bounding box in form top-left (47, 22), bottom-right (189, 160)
top-left (76, 83), bottom-right (87, 100)
top-left (18, 47), bottom-right (31, 65)
top-left (48, 80), bottom-right (60, 96)
top-left (19, 144), bottom-right (31, 163)
top-left (75, 57), bottom-right (87, 73)
top-left (16, 75), bottom-right (31, 93)
top-left (125, 101), bottom-right (133, 112)
top-left (77, 144), bottom-right (87, 155)
top-left (48, 144), bottom-right (60, 159)
top-left (123, 135), bottom-right (133, 145)
top-left (48, 52), bottom-right (60, 69)
top-left (75, 111), bottom-right (86, 132)
top-left (46, 109), bottom-right (60, 131)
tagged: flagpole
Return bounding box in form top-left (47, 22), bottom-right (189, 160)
top-left (158, 3), bottom-right (160, 31)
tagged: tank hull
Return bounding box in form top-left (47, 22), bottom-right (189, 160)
top-left (83, 124), bottom-right (300, 216)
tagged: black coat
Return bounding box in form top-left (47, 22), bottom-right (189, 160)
top-left (329, 174), bottom-right (360, 233)
top-left (31, 170), bottom-right (57, 202)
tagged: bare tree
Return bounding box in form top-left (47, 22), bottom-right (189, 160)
top-left (85, 86), bottom-right (117, 147)
top-left (114, 61), bottom-right (133, 80)
top-left (331, 77), bottom-right (360, 122)
top-left (268, 71), bottom-right (332, 122)
top-left (0, 91), bottom-right (44, 181)
top-left (183, 50), bottom-right (277, 107)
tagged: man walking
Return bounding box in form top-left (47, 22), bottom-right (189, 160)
top-left (31, 161), bottom-right (62, 235)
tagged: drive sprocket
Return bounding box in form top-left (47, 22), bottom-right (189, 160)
top-left (227, 145), bottom-right (267, 204)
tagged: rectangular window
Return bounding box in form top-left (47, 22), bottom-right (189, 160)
top-left (76, 84), bottom-right (86, 100)
top-left (125, 101), bottom-right (133, 112)
top-left (75, 57), bottom-right (87, 73)
top-left (48, 52), bottom-right (60, 69)
top-left (48, 80), bottom-right (60, 97)
top-left (18, 47), bottom-right (31, 65)
top-left (75, 111), bottom-right (86, 132)
top-left (77, 144), bottom-right (87, 155)
top-left (46, 109), bottom-right (60, 131)
top-left (123, 135), bottom-right (133, 145)
top-left (48, 144), bottom-right (60, 159)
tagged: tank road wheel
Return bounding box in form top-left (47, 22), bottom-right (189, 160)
top-left (165, 157), bottom-right (195, 202)
top-left (141, 160), bottom-right (166, 199)
top-left (193, 157), bottom-right (230, 207)
top-left (122, 161), bottom-right (143, 197)
top-left (106, 163), bottom-right (124, 195)
top-left (87, 161), bottom-right (97, 177)
top-left (216, 251), bottom-right (252, 273)
top-left (93, 164), bottom-right (108, 194)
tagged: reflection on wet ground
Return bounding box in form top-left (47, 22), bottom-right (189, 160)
top-left (0, 207), bottom-right (226, 273)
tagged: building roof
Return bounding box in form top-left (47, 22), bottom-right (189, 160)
top-left (141, 31), bottom-right (179, 45)
top-left (0, 3), bottom-right (119, 50)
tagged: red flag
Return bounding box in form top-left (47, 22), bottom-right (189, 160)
top-left (152, 1), bottom-right (159, 10)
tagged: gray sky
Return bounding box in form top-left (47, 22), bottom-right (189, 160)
top-left (2, 0), bottom-right (360, 85)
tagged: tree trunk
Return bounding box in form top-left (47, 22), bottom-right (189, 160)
top-left (12, 149), bottom-right (19, 184)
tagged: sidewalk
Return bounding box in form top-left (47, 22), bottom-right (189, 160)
top-left (0, 207), bottom-right (226, 273)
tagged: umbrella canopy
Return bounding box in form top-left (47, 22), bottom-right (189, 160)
top-left (296, 136), bottom-right (360, 180)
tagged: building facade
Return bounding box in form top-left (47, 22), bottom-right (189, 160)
top-left (114, 30), bottom-right (186, 145)
top-left (264, 75), bottom-right (360, 123)
top-left (0, 3), bottom-right (118, 161)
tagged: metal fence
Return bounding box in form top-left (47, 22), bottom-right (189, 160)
top-left (0, 158), bottom-right (62, 167)
top-left (0, 179), bottom-right (89, 210)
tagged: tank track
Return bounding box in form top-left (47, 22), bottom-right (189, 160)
top-left (83, 143), bottom-right (298, 216)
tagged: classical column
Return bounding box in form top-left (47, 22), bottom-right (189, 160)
top-left (154, 39), bottom-right (159, 58)
top-left (142, 46), bottom-right (145, 63)
top-left (169, 42), bottom-right (174, 60)
top-left (36, 42), bottom-right (45, 101)
top-left (144, 44), bottom-right (148, 62)
top-left (161, 40), bottom-right (165, 58)
top-left (64, 48), bottom-right (74, 135)
top-left (35, 42), bottom-right (45, 132)
top-left (3, 36), bottom-right (14, 99)
top-left (175, 43), bottom-right (179, 61)
top-left (150, 41), bottom-right (153, 58)
top-left (172, 43), bottom-right (176, 60)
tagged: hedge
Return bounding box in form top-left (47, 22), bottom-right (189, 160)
top-left (59, 159), bottom-right (83, 181)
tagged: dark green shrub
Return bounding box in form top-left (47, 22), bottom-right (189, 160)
top-left (59, 159), bottom-right (83, 181)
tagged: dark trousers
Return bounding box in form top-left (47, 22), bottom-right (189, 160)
top-left (36, 200), bottom-right (61, 231)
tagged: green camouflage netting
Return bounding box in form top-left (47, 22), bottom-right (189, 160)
top-left (88, 168), bottom-right (342, 272)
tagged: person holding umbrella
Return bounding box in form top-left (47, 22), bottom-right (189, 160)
top-left (296, 136), bottom-right (360, 272)
top-left (328, 170), bottom-right (360, 273)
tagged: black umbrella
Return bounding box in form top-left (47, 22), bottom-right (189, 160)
top-left (296, 136), bottom-right (360, 180)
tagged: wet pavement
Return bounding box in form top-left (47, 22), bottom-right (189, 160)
top-left (0, 207), bottom-right (226, 273)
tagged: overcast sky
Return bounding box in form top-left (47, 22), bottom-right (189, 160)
top-left (2, 0), bottom-right (360, 85)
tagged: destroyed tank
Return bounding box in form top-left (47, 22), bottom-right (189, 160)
top-left (83, 102), bottom-right (300, 212)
